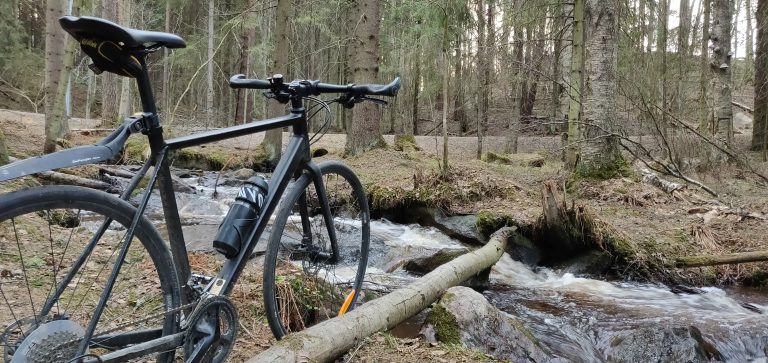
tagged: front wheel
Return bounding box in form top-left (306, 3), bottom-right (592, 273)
top-left (263, 161), bottom-right (370, 339)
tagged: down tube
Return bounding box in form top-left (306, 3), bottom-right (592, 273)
top-left (214, 135), bottom-right (309, 296)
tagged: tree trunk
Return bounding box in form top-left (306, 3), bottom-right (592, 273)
top-left (235, 0), bottom-right (257, 125)
top-left (675, 250), bottom-right (768, 267)
top-left (441, 15), bottom-right (450, 174)
top-left (577, 0), bottom-right (622, 175)
top-left (117, 0), bottom-right (133, 120)
top-left (44, 0), bottom-right (73, 154)
top-left (712, 0), bottom-right (734, 149)
top-left (558, 1), bottom-right (574, 133)
top-left (475, 0), bottom-right (486, 159)
top-left (505, 0), bottom-right (522, 154)
top-left (566, 0), bottom-right (585, 169)
top-left (247, 228), bottom-right (513, 363)
top-left (753, 0), bottom-right (768, 153)
top-left (162, 0), bottom-right (171, 115)
top-left (677, 0), bottom-right (691, 118)
top-left (344, 0), bottom-right (384, 156)
top-left (206, 0), bottom-right (215, 127)
top-left (264, 0), bottom-right (289, 163)
top-left (100, 1), bottom-right (119, 126)
top-left (700, 0), bottom-right (712, 131)
top-left (411, 53), bottom-right (420, 136)
top-left (747, 0), bottom-right (754, 63)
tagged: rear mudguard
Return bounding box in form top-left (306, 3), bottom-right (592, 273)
top-left (0, 121), bottom-right (135, 183)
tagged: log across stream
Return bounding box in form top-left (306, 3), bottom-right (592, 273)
top-left (105, 168), bottom-right (768, 362)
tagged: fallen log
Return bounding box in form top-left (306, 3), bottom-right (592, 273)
top-left (37, 170), bottom-right (117, 192)
top-left (247, 228), bottom-right (513, 363)
top-left (675, 250), bottom-right (768, 268)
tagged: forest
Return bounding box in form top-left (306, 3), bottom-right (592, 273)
top-left (1, 0), bottom-right (768, 362)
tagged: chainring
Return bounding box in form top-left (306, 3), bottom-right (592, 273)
top-left (183, 295), bottom-right (238, 363)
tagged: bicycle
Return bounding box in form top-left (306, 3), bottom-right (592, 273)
top-left (0, 15), bottom-right (399, 363)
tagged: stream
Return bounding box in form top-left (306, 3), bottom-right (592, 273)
top-left (114, 169), bottom-right (768, 362)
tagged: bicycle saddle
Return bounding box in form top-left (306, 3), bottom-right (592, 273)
top-left (59, 16), bottom-right (186, 49)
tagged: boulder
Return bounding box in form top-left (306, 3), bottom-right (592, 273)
top-left (427, 286), bottom-right (550, 362)
top-left (432, 214), bottom-right (484, 245)
top-left (606, 326), bottom-right (724, 362)
top-left (403, 248), bottom-right (469, 275)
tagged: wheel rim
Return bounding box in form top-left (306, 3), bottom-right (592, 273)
top-left (0, 192), bottom-right (176, 362)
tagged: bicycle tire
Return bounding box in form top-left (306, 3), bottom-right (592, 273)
top-left (0, 185), bottom-right (180, 362)
top-left (263, 161), bottom-right (370, 339)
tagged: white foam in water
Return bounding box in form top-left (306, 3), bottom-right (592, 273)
top-left (370, 219), bottom-right (464, 249)
top-left (491, 253), bottom-right (767, 320)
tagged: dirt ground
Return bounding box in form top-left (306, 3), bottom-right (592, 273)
top-left (2, 109), bottom-right (768, 361)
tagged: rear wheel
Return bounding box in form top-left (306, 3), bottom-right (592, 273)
top-left (0, 186), bottom-right (180, 362)
top-left (263, 161), bottom-right (370, 338)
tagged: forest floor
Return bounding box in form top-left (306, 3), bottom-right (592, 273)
top-left (1, 109), bottom-right (768, 361)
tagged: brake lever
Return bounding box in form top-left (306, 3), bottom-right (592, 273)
top-left (362, 96), bottom-right (388, 105)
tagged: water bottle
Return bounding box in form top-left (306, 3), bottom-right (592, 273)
top-left (213, 175), bottom-right (268, 258)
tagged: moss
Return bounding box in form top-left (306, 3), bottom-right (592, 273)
top-left (575, 155), bottom-right (632, 180)
top-left (427, 302), bottom-right (460, 345)
top-left (481, 152), bottom-right (511, 165)
top-left (475, 211), bottom-right (517, 238)
top-left (124, 137), bottom-right (150, 162)
top-left (393, 134), bottom-right (420, 152)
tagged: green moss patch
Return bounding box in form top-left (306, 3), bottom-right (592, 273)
top-left (426, 300), bottom-right (460, 345)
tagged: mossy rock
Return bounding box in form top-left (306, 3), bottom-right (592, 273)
top-left (481, 152), bottom-right (545, 167)
top-left (574, 155), bottom-right (632, 180)
top-left (393, 134), bottom-right (421, 152)
top-left (426, 294), bottom-right (461, 345)
top-left (475, 211), bottom-right (519, 238)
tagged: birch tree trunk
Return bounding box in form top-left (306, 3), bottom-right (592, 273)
top-left (753, 0), bottom-right (768, 153)
top-left (264, 0), bottom-right (289, 162)
top-left (577, 0), bottom-right (622, 175)
top-left (344, 0), bottom-right (384, 156)
top-left (44, 0), bottom-right (73, 153)
top-left (712, 0), bottom-right (734, 149)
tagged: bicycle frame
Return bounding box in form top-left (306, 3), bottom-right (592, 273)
top-left (0, 62), bottom-right (341, 361)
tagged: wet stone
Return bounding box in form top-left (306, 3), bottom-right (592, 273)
top-left (427, 286), bottom-right (551, 362)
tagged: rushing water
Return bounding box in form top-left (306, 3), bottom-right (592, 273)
top-left (118, 169), bottom-right (768, 362)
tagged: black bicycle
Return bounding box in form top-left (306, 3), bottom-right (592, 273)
top-left (0, 16), bottom-right (399, 363)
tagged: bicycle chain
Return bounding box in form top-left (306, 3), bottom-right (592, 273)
top-left (34, 300), bottom-right (201, 362)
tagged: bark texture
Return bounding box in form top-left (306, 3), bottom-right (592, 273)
top-left (576, 0), bottom-right (623, 176)
top-left (711, 0), bottom-right (734, 148)
top-left (263, 0), bottom-right (290, 162)
top-left (247, 228), bottom-right (513, 363)
top-left (44, 0), bottom-right (72, 153)
top-left (753, 0), bottom-right (768, 152)
top-left (566, 0), bottom-right (585, 168)
top-left (344, 0), bottom-right (385, 156)
top-left (100, 1), bottom-right (120, 126)
top-left (505, 0), bottom-right (522, 154)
